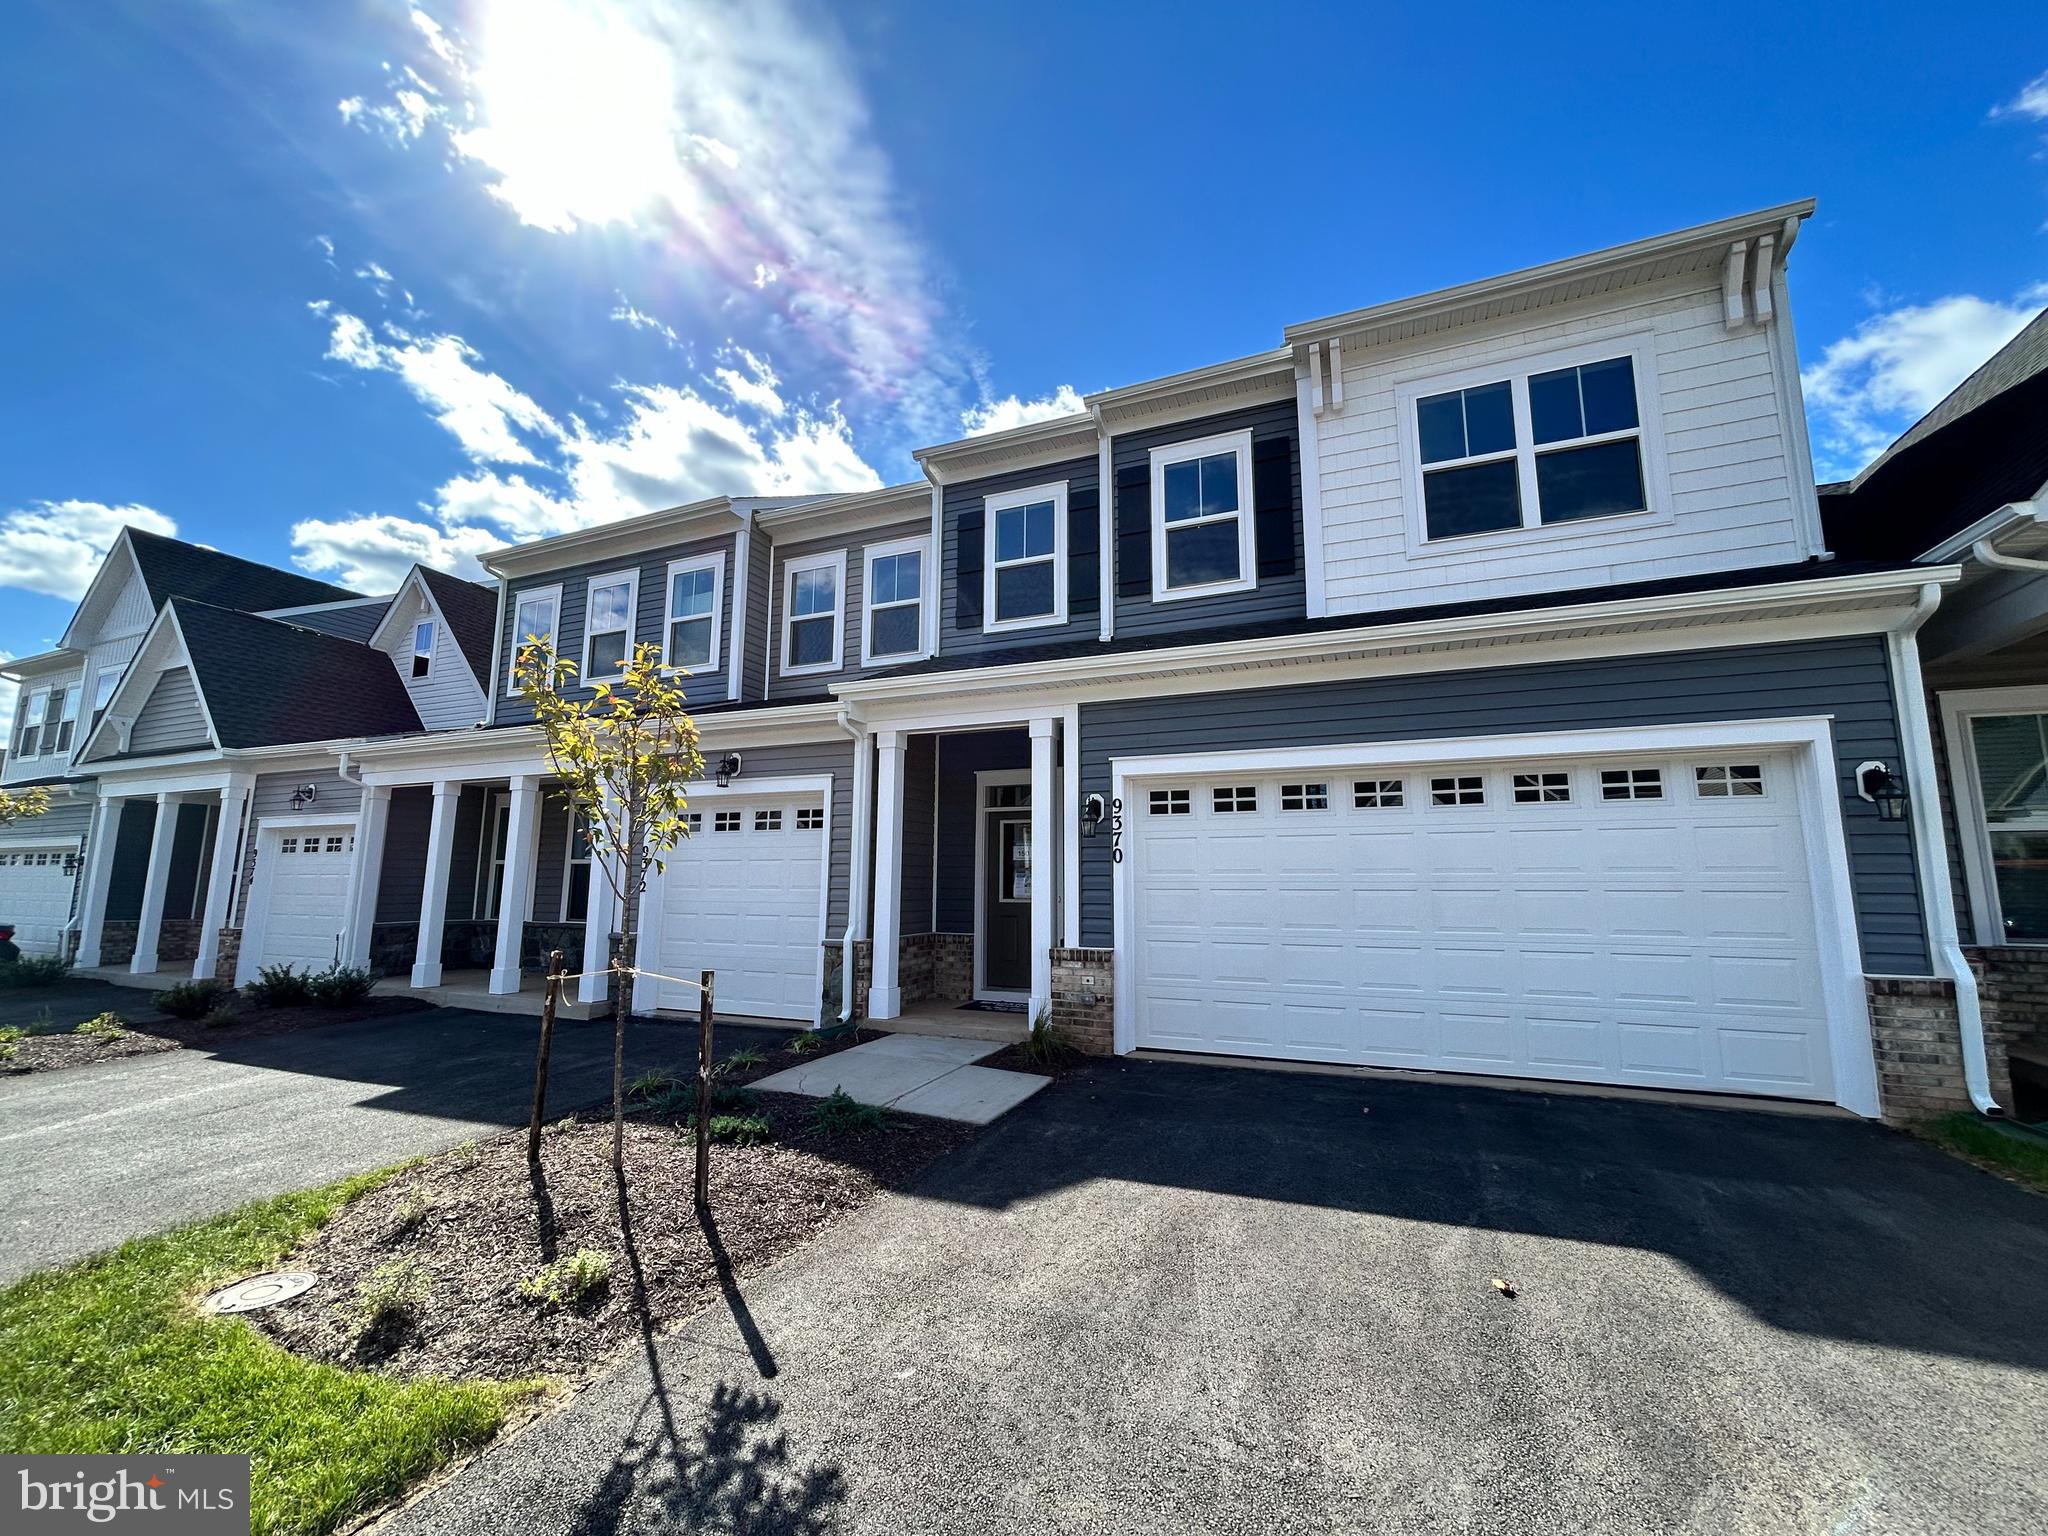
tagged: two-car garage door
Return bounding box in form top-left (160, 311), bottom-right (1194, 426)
top-left (1128, 750), bottom-right (1837, 1101)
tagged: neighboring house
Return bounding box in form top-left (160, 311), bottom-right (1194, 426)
top-left (1820, 308), bottom-right (2048, 1118)
top-left (0, 200), bottom-right (2003, 1123)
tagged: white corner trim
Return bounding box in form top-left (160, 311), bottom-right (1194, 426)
top-left (1148, 428), bottom-right (1257, 604)
top-left (725, 526), bottom-right (749, 703)
top-left (1295, 364), bottom-right (1327, 619)
top-left (982, 480), bottom-right (1069, 634)
top-left (780, 548), bottom-right (847, 678)
top-left (1095, 434), bottom-right (1114, 642)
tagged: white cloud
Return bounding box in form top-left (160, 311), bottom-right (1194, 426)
top-left (320, 307), bottom-right (561, 465)
top-left (713, 347), bottom-right (785, 416)
top-left (961, 385), bottom-right (1087, 437)
top-left (0, 500), bottom-right (177, 602)
top-left (289, 514), bottom-right (501, 591)
top-left (609, 294), bottom-right (680, 347)
top-left (1993, 68), bottom-right (2048, 121)
top-left (1802, 286), bottom-right (2048, 478)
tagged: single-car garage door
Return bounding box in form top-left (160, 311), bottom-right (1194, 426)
top-left (1128, 751), bottom-right (1836, 1100)
top-left (646, 795), bottom-right (826, 1021)
top-left (0, 846), bottom-right (78, 956)
top-left (249, 825), bottom-right (355, 973)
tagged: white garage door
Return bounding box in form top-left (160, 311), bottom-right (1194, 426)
top-left (252, 826), bottom-right (355, 973)
top-left (1129, 751), bottom-right (1836, 1100)
top-left (0, 846), bottom-right (77, 956)
top-left (647, 796), bottom-right (826, 1021)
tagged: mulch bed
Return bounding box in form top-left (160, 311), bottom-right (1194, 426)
top-left (250, 1065), bottom-right (971, 1383)
top-left (981, 1039), bottom-right (1092, 1079)
top-left (0, 994), bottom-right (435, 1077)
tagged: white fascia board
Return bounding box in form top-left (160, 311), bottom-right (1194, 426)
top-left (363, 568), bottom-right (435, 654)
top-left (0, 649), bottom-right (80, 680)
top-left (480, 500), bottom-right (743, 577)
top-left (1918, 499), bottom-right (2047, 564)
top-left (1284, 199), bottom-right (1817, 348)
top-left (756, 483), bottom-right (928, 542)
top-left (73, 603), bottom-right (198, 763)
top-left (832, 565), bottom-right (1959, 706)
top-left (913, 414), bottom-right (1098, 481)
top-left (56, 528), bottom-right (140, 653)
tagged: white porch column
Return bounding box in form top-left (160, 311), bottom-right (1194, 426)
top-left (490, 775), bottom-right (543, 994)
top-left (1028, 717), bottom-right (1057, 1023)
top-left (410, 781), bottom-right (460, 988)
top-left (130, 791), bottom-right (181, 975)
top-left (73, 794), bottom-right (124, 968)
top-left (192, 778), bottom-right (252, 980)
top-left (343, 784), bottom-right (392, 970)
top-left (867, 729), bottom-right (905, 1020)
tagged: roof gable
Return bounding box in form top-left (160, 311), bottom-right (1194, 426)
top-left (367, 564), bottom-right (500, 694)
top-left (173, 601), bottom-right (422, 748)
top-left (127, 528), bottom-right (358, 613)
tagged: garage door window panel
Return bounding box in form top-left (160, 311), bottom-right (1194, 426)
top-left (1354, 779), bottom-right (1404, 808)
top-left (1512, 771), bottom-right (1571, 804)
top-left (1431, 776), bottom-right (1484, 806)
top-left (1601, 767), bottom-right (1664, 801)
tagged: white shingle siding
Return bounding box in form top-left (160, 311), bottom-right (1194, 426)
top-left (1314, 278), bottom-right (1814, 615)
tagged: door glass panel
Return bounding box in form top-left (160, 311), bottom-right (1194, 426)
top-left (1000, 821), bottom-right (1032, 903)
top-left (1971, 713), bottom-right (2048, 940)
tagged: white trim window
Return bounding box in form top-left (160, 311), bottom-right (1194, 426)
top-left (1401, 337), bottom-right (1659, 547)
top-left (1149, 429), bottom-right (1256, 601)
top-left (14, 689), bottom-right (47, 759)
top-left (781, 550), bottom-right (845, 675)
top-left (663, 553), bottom-right (724, 674)
top-left (411, 620), bottom-right (435, 680)
top-left (582, 571), bottom-right (638, 682)
top-left (506, 585), bottom-right (562, 693)
top-left (863, 535), bottom-right (927, 665)
top-left (1944, 692), bottom-right (2048, 945)
top-left (90, 665), bottom-right (121, 726)
top-left (983, 482), bottom-right (1066, 632)
top-left (562, 804), bottom-right (592, 922)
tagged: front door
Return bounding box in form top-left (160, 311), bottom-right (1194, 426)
top-left (981, 808), bottom-right (1032, 995)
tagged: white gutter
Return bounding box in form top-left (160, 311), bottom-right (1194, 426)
top-left (1920, 499), bottom-right (2044, 564)
top-left (1970, 537), bottom-right (2048, 575)
top-left (1889, 581), bottom-right (2000, 1116)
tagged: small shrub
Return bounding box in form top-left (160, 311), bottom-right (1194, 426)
top-left (711, 1084), bottom-right (761, 1113)
top-left (353, 1259), bottom-right (428, 1335)
top-left (0, 1025), bottom-right (20, 1062)
top-left (521, 1248), bottom-right (612, 1310)
top-left (73, 1011), bottom-right (127, 1040)
top-left (306, 964), bottom-right (375, 1006)
top-left (713, 1047), bottom-right (767, 1076)
top-left (153, 979), bottom-right (233, 1020)
top-left (808, 1088), bottom-right (890, 1137)
top-left (785, 1030), bottom-right (828, 1056)
top-left (702, 1112), bottom-right (772, 1146)
top-left (382, 1187), bottom-right (434, 1245)
top-left (1020, 1006), bottom-right (1081, 1068)
top-left (26, 1006), bottom-right (59, 1035)
top-left (447, 1138), bottom-right (481, 1169)
top-left (200, 1003), bottom-right (241, 1030)
top-left (243, 963), bottom-right (312, 1008)
top-left (0, 954), bottom-right (71, 988)
top-left (628, 1067), bottom-right (679, 1100)
top-left (551, 1114), bottom-right (578, 1137)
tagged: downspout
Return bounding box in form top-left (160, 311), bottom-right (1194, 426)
top-left (1970, 537), bottom-right (2048, 575)
top-left (836, 705), bottom-right (872, 1026)
top-left (1890, 581), bottom-right (2001, 1115)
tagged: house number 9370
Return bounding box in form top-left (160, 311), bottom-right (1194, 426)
top-left (1110, 797), bottom-right (1125, 864)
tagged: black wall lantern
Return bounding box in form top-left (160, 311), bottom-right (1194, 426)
top-left (1082, 792), bottom-right (1106, 836)
top-left (1856, 760), bottom-right (1908, 822)
top-left (288, 783), bottom-right (318, 811)
top-left (715, 752), bottom-right (743, 789)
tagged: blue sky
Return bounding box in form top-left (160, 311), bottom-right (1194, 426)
top-left (1, 0), bottom-right (2045, 680)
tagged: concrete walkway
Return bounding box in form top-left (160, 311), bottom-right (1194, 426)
top-left (752, 1033), bottom-right (1047, 1124)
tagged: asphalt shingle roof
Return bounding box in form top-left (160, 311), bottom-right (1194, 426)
top-left (173, 600), bottom-right (422, 748)
top-left (127, 527), bottom-right (358, 613)
top-left (416, 566), bottom-right (501, 692)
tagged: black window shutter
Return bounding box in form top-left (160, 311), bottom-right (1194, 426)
top-left (1115, 463), bottom-right (1151, 598)
top-left (954, 506), bottom-right (983, 630)
top-left (1253, 433), bottom-right (1297, 578)
top-left (1067, 486), bottom-right (1099, 618)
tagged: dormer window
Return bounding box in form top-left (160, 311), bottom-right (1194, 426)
top-left (983, 482), bottom-right (1066, 632)
top-left (782, 550), bottom-right (845, 675)
top-left (582, 572), bottom-right (637, 682)
top-left (1149, 430), bottom-right (1255, 600)
top-left (1406, 342), bottom-right (1656, 545)
top-left (411, 621), bottom-right (434, 679)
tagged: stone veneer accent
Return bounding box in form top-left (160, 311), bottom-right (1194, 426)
top-left (1051, 947), bottom-right (1114, 1055)
top-left (157, 918), bottom-right (202, 964)
top-left (1862, 954), bottom-right (2048, 1120)
top-left (822, 939), bottom-right (874, 1024)
top-left (215, 927), bottom-right (241, 977)
top-left (99, 920), bottom-right (138, 967)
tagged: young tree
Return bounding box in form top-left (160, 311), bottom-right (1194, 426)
top-left (0, 787), bottom-right (53, 826)
top-left (514, 638), bottom-right (703, 1184)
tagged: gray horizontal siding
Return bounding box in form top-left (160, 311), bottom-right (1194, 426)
top-left (374, 786), bottom-right (433, 925)
top-left (1077, 636), bottom-right (1929, 974)
top-left (532, 786), bottom-right (573, 922)
top-left (763, 520), bottom-right (928, 701)
top-left (253, 768), bottom-right (364, 821)
top-left (493, 535), bottom-right (737, 725)
top-left (1110, 398), bottom-right (1304, 641)
top-left (128, 667), bottom-right (209, 755)
top-left (741, 530), bottom-right (772, 701)
top-left (277, 600), bottom-right (391, 644)
top-left (900, 733), bottom-right (935, 935)
top-left (0, 793), bottom-right (94, 844)
top-left (940, 455), bottom-right (1099, 658)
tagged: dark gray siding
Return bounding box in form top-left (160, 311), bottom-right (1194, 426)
top-left (492, 534), bottom-right (737, 726)
top-left (253, 768), bottom-right (363, 821)
top-left (163, 801), bottom-right (214, 922)
top-left (933, 728), bottom-right (1028, 933)
top-left (899, 734), bottom-right (935, 934)
top-left (374, 786), bottom-right (433, 924)
top-left (105, 799), bottom-right (157, 923)
top-left (128, 667), bottom-right (209, 754)
top-left (1110, 398), bottom-right (1304, 641)
top-left (1078, 637), bottom-right (1930, 973)
top-left (763, 520), bottom-right (928, 701)
top-left (940, 456), bottom-right (1099, 658)
top-left (274, 600), bottom-right (391, 644)
top-left (448, 784), bottom-right (488, 920)
top-left (532, 785), bottom-right (573, 922)
top-left (740, 530), bottom-right (772, 701)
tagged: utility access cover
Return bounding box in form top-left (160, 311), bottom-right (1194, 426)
top-left (204, 1271), bottom-right (317, 1314)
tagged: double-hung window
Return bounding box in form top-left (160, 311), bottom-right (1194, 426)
top-left (1408, 343), bottom-right (1655, 544)
top-left (982, 482), bottom-right (1065, 631)
top-left (664, 553), bottom-right (723, 672)
top-left (506, 586), bottom-right (561, 693)
top-left (91, 666), bottom-right (121, 727)
top-left (562, 806), bottom-right (592, 922)
top-left (15, 690), bottom-right (47, 759)
top-left (782, 550), bottom-right (845, 674)
top-left (411, 621), bottom-right (434, 679)
top-left (582, 572), bottom-right (637, 682)
top-left (863, 536), bottom-right (925, 664)
top-left (45, 687), bottom-right (77, 756)
top-left (1150, 429), bottom-right (1255, 600)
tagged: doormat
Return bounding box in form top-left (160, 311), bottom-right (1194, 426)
top-left (957, 1000), bottom-right (1027, 1014)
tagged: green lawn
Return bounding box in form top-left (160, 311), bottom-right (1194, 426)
top-left (0, 1166), bottom-right (538, 1536)
top-left (1919, 1111), bottom-right (2048, 1195)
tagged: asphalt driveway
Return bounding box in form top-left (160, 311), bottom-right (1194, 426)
top-left (0, 1005), bottom-right (784, 1283)
top-left (390, 1057), bottom-right (2048, 1536)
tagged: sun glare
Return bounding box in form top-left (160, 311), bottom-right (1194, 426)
top-left (455, 0), bottom-right (683, 233)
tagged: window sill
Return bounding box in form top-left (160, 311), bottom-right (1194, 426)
top-left (779, 661), bottom-right (842, 679)
top-left (858, 649), bottom-right (931, 671)
top-left (982, 613), bottom-right (1067, 636)
top-left (1150, 573), bottom-right (1258, 604)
